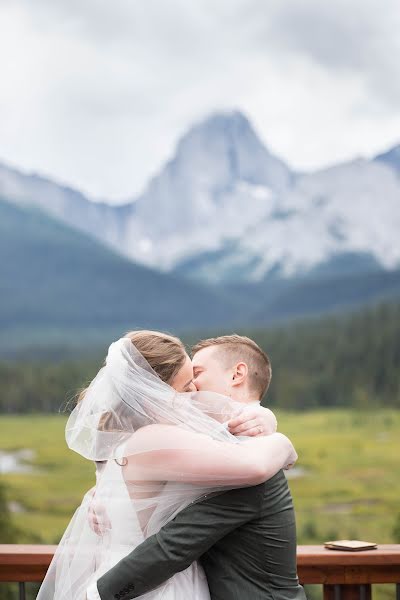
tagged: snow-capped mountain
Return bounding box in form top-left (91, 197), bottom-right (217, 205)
top-left (1, 110), bottom-right (400, 284)
top-left (122, 111), bottom-right (292, 271)
top-left (178, 155), bottom-right (400, 283)
top-left (375, 144), bottom-right (400, 175)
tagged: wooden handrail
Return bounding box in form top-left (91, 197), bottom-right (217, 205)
top-left (1, 544), bottom-right (400, 599)
top-left (297, 544), bottom-right (400, 581)
top-left (0, 545), bottom-right (56, 582)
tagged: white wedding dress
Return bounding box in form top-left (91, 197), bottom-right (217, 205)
top-left (87, 447), bottom-right (211, 600)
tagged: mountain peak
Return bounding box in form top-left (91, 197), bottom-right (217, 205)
top-left (170, 110), bottom-right (291, 193)
top-left (374, 143), bottom-right (400, 174)
top-left (185, 109), bottom-right (254, 136)
top-left (177, 110), bottom-right (266, 155)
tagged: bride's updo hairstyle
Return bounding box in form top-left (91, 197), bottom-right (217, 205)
top-left (125, 330), bottom-right (187, 384)
top-left (77, 330), bottom-right (187, 405)
top-left (75, 331), bottom-right (188, 463)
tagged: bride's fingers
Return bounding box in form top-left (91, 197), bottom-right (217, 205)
top-left (229, 418), bottom-right (260, 435)
top-left (237, 425), bottom-right (264, 437)
top-left (227, 410), bottom-right (257, 430)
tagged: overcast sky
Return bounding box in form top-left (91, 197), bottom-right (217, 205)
top-left (1, 0), bottom-right (400, 202)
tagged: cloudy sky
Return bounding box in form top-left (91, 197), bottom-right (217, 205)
top-left (1, 0), bottom-right (400, 202)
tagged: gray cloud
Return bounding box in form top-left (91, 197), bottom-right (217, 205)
top-left (264, 0), bottom-right (400, 107)
top-left (0, 0), bottom-right (399, 200)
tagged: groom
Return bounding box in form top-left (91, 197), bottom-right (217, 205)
top-left (89, 334), bottom-right (306, 600)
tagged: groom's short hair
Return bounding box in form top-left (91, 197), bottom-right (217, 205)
top-left (192, 334), bottom-right (272, 399)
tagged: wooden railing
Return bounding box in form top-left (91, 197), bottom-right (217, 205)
top-left (1, 544), bottom-right (400, 599)
top-left (297, 545), bottom-right (400, 599)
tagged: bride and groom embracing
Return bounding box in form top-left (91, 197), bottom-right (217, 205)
top-left (37, 331), bottom-right (306, 600)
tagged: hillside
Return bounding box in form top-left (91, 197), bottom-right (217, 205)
top-left (2, 300), bottom-right (399, 413)
top-left (0, 198), bottom-right (241, 350)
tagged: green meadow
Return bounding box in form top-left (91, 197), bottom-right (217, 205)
top-left (1, 409), bottom-right (399, 547)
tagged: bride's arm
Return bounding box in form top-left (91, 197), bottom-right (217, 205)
top-left (123, 425), bottom-right (296, 485)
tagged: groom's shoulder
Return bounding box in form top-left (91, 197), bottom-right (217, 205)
top-left (181, 471), bottom-right (290, 520)
top-left (255, 469), bottom-right (291, 499)
top-left (206, 470), bottom-right (289, 512)
top-left (263, 469), bottom-right (288, 486)
top-left (207, 471), bottom-right (286, 505)
top-left (213, 470), bottom-right (287, 501)
top-left (258, 469), bottom-right (294, 510)
top-left (201, 481), bottom-right (265, 510)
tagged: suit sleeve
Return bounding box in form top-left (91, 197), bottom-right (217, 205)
top-left (96, 485), bottom-right (261, 600)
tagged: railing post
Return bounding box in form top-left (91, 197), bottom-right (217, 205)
top-left (359, 584), bottom-right (371, 600)
top-left (323, 584), bottom-right (338, 599)
top-left (18, 582), bottom-right (26, 600)
top-left (323, 584), bottom-right (371, 600)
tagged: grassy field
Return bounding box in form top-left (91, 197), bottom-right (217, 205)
top-left (0, 415), bottom-right (96, 544)
top-left (1, 410), bottom-right (399, 600)
top-left (1, 409), bottom-right (399, 546)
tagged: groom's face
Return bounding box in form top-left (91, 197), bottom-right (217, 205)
top-left (192, 346), bottom-right (233, 396)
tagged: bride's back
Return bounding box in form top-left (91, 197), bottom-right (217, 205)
top-left (91, 331), bottom-right (193, 540)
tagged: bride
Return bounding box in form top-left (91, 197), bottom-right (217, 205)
top-left (37, 330), bottom-right (297, 600)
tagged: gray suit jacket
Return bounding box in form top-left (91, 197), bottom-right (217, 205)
top-left (97, 470), bottom-right (306, 599)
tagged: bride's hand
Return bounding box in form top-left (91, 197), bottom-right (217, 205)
top-left (227, 405), bottom-right (277, 437)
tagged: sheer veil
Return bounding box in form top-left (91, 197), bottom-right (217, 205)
top-left (65, 337), bottom-right (241, 462)
top-left (37, 337), bottom-right (290, 600)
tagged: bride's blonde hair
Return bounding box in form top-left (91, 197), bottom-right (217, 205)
top-left (76, 331), bottom-right (188, 453)
top-left (77, 330), bottom-right (187, 406)
top-left (123, 330), bottom-right (187, 384)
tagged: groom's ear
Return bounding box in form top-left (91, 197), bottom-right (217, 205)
top-left (231, 362), bottom-right (248, 386)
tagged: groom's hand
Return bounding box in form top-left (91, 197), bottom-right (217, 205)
top-left (87, 491), bottom-right (111, 536)
top-left (228, 406), bottom-right (278, 437)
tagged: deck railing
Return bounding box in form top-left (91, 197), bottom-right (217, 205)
top-left (1, 544), bottom-right (400, 599)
